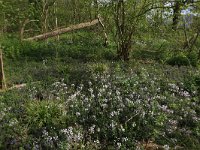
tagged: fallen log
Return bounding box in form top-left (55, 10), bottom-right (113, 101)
top-left (0, 83), bottom-right (26, 92)
top-left (23, 19), bottom-right (100, 41)
top-left (0, 81), bottom-right (41, 93)
top-left (9, 83), bottom-right (27, 90)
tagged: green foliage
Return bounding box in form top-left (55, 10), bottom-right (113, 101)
top-left (88, 63), bottom-right (109, 74)
top-left (0, 31), bottom-right (113, 62)
top-left (1, 1), bottom-right (200, 149)
top-left (0, 0), bottom-right (30, 32)
top-left (25, 101), bottom-right (66, 130)
top-left (166, 54), bottom-right (190, 66)
top-left (0, 36), bottom-right (21, 59)
top-left (132, 49), bottom-right (167, 62)
top-left (165, 50), bottom-right (199, 67)
top-left (1, 64), bottom-right (200, 149)
top-left (187, 51), bottom-right (199, 67)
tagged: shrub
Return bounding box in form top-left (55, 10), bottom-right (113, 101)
top-left (166, 54), bottom-right (190, 66)
top-left (0, 36), bottom-right (56, 61)
top-left (187, 52), bottom-right (198, 67)
top-left (24, 101), bottom-right (67, 148)
top-left (25, 101), bottom-right (66, 130)
top-left (0, 37), bottom-right (21, 59)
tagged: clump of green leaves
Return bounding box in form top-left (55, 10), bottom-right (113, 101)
top-left (166, 54), bottom-right (190, 66)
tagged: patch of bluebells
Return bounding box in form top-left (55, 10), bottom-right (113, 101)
top-left (29, 67), bottom-right (200, 148)
top-left (1, 65), bottom-right (200, 149)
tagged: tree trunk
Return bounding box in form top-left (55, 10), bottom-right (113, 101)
top-left (20, 19), bottom-right (29, 40)
top-left (94, 0), bottom-right (99, 18)
top-left (172, 2), bottom-right (181, 30)
top-left (98, 15), bottom-right (109, 47)
top-left (198, 49), bottom-right (200, 60)
top-left (54, 1), bottom-right (59, 41)
top-left (41, 1), bottom-right (47, 33)
top-left (0, 49), bottom-right (6, 90)
top-left (115, 0), bottom-right (133, 61)
top-left (3, 12), bottom-right (6, 33)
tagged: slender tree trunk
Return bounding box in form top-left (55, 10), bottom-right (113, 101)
top-left (198, 49), bottom-right (200, 59)
top-left (189, 32), bottom-right (199, 51)
top-left (20, 19), bottom-right (29, 40)
top-left (115, 0), bottom-right (124, 59)
top-left (44, 8), bottom-right (49, 39)
top-left (73, 0), bottom-right (77, 24)
top-left (98, 15), bottom-right (109, 47)
top-left (198, 49), bottom-right (200, 60)
top-left (89, 2), bottom-right (93, 20)
top-left (54, 1), bottom-right (59, 41)
top-left (42, 0), bottom-right (49, 34)
top-left (3, 12), bottom-right (6, 33)
top-left (0, 49), bottom-right (6, 90)
top-left (183, 21), bottom-right (190, 48)
top-left (94, 0), bottom-right (99, 18)
top-left (183, 31), bottom-right (200, 50)
top-left (72, 0), bottom-right (78, 42)
top-left (172, 2), bottom-right (181, 30)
